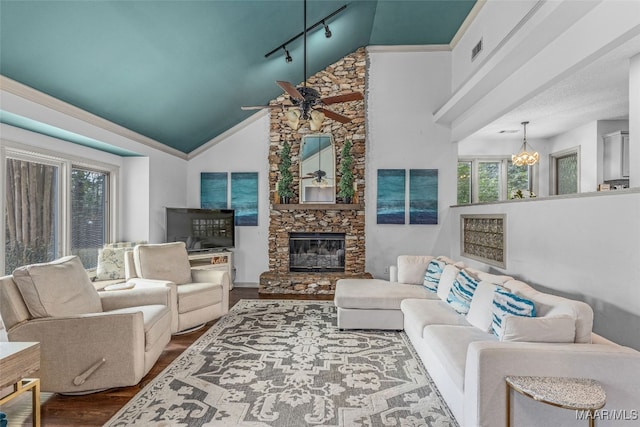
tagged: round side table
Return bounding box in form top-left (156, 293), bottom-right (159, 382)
top-left (505, 375), bottom-right (606, 427)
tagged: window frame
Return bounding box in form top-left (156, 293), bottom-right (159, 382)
top-left (1, 140), bottom-right (119, 273)
top-left (458, 156), bottom-right (537, 204)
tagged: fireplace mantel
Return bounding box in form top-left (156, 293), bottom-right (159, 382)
top-left (273, 203), bottom-right (363, 211)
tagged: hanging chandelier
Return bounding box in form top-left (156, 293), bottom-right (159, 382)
top-left (512, 121), bottom-right (539, 166)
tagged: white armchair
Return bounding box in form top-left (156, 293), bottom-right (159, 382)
top-left (0, 256), bottom-right (172, 394)
top-left (126, 242), bottom-right (229, 334)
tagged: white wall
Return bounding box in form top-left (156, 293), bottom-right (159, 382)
top-left (449, 191), bottom-right (640, 349)
top-left (451, 0), bottom-right (537, 91)
top-left (445, 0), bottom-right (638, 142)
top-left (365, 49), bottom-right (456, 279)
top-left (547, 121), bottom-right (596, 193)
top-left (0, 86), bottom-right (188, 244)
top-left (630, 53), bottom-right (640, 188)
top-left (186, 114), bottom-right (271, 285)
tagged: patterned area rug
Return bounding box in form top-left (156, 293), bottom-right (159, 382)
top-left (105, 300), bottom-right (457, 427)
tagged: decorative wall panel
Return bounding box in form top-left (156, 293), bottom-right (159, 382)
top-left (461, 214), bottom-right (506, 268)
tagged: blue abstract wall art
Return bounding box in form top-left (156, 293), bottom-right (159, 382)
top-left (200, 172), bottom-right (227, 209)
top-left (377, 169), bottom-right (406, 224)
top-left (409, 169), bottom-right (438, 224)
top-left (231, 172), bottom-right (258, 226)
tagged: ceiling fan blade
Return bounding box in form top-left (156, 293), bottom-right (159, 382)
top-left (318, 107), bottom-right (352, 124)
top-left (321, 92), bottom-right (364, 105)
top-left (277, 81), bottom-right (305, 101)
top-left (241, 103), bottom-right (290, 110)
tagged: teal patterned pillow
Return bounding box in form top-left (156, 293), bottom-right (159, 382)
top-left (446, 269), bottom-right (480, 314)
top-left (491, 288), bottom-right (537, 338)
top-left (423, 259), bottom-right (446, 292)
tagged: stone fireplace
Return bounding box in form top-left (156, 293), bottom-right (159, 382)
top-left (259, 47), bottom-right (372, 296)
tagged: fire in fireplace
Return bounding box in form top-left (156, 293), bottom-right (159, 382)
top-left (289, 232), bottom-right (346, 272)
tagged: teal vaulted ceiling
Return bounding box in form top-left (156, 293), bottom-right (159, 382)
top-left (0, 0), bottom-right (475, 155)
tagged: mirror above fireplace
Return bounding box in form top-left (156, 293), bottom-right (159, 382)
top-left (300, 134), bottom-right (335, 203)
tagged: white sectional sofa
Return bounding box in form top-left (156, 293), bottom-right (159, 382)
top-left (334, 255), bottom-right (640, 427)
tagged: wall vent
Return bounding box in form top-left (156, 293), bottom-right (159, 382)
top-left (471, 38), bottom-right (483, 61)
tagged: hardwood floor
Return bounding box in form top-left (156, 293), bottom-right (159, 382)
top-left (1, 288), bottom-right (331, 426)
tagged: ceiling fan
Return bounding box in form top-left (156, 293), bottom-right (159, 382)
top-left (241, 0), bottom-right (363, 125)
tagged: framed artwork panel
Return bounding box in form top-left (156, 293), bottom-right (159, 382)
top-left (201, 172), bottom-right (228, 209)
top-left (377, 169), bottom-right (406, 224)
top-left (231, 172), bottom-right (258, 226)
top-left (409, 169), bottom-right (438, 224)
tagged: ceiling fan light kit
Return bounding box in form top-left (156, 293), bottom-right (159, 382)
top-left (243, 1), bottom-right (362, 130)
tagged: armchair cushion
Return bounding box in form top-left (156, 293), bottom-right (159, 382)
top-left (13, 255), bottom-right (102, 318)
top-left (133, 242), bottom-right (192, 285)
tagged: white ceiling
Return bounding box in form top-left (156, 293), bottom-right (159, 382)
top-left (466, 33), bottom-right (640, 142)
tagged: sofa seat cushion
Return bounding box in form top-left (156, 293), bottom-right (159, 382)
top-left (335, 279), bottom-right (435, 310)
top-left (177, 282), bottom-right (222, 314)
top-left (422, 325), bottom-right (497, 392)
top-left (13, 255), bottom-right (103, 318)
top-left (401, 299), bottom-right (470, 339)
top-left (108, 304), bottom-right (171, 350)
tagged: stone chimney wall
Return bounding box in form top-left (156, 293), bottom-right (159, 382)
top-left (261, 47), bottom-right (370, 295)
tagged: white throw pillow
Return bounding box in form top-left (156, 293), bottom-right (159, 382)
top-left (13, 255), bottom-right (102, 318)
top-left (397, 255), bottom-right (434, 285)
top-left (466, 281), bottom-right (498, 332)
top-left (437, 264), bottom-right (460, 301)
top-left (501, 315), bottom-right (576, 343)
top-left (96, 247), bottom-right (131, 280)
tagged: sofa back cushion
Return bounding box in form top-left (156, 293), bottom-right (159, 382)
top-left (134, 242), bottom-right (192, 285)
top-left (446, 269), bottom-right (481, 315)
top-left (397, 255), bottom-right (434, 285)
top-left (12, 255), bottom-right (102, 318)
top-left (504, 279), bottom-right (593, 343)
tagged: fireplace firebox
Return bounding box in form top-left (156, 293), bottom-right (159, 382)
top-left (289, 232), bottom-right (346, 272)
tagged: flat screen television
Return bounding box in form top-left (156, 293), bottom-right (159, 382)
top-left (165, 208), bottom-right (235, 252)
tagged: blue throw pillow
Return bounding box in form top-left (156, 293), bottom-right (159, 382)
top-left (446, 269), bottom-right (480, 314)
top-left (491, 288), bottom-right (536, 338)
top-left (423, 259), bottom-right (446, 292)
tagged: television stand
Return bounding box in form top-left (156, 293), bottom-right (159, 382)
top-left (188, 250), bottom-right (234, 290)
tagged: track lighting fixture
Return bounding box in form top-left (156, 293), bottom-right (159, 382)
top-left (323, 21), bottom-right (332, 38)
top-left (264, 4), bottom-right (347, 59)
top-left (282, 45), bottom-right (292, 63)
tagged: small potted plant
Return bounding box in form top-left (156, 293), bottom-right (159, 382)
top-left (277, 141), bottom-right (294, 204)
top-left (338, 139), bottom-right (355, 204)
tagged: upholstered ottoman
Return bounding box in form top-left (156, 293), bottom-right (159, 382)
top-left (334, 278), bottom-right (436, 330)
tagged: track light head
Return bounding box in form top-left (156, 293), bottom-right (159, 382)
top-left (323, 21), bottom-right (332, 38)
top-left (282, 45), bottom-right (292, 63)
